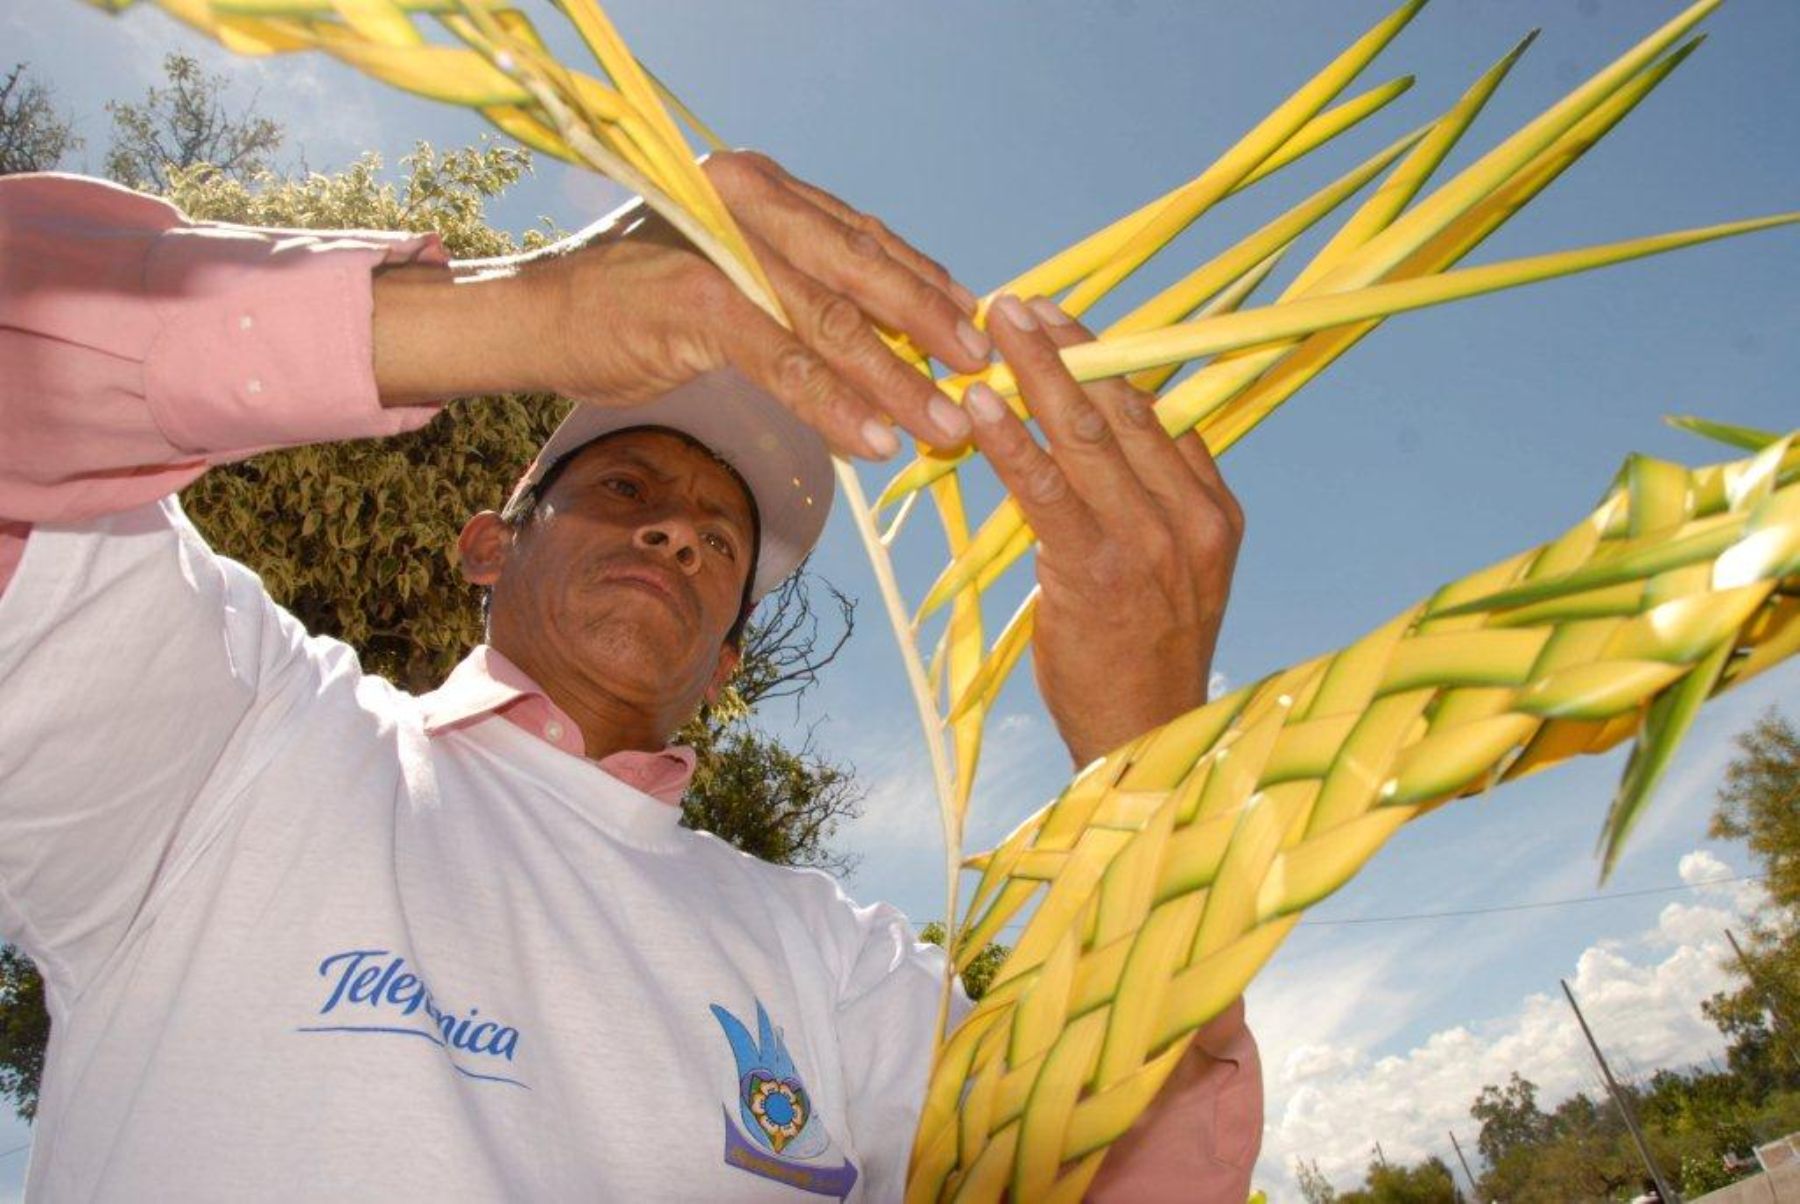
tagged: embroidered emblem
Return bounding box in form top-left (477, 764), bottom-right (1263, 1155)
top-left (710, 999), bottom-right (858, 1199)
top-left (747, 1070), bottom-right (810, 1152)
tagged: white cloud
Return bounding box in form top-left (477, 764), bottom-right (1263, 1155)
top-left (842, 705), bottom-right (1063, 861)
top-left (1282, 1042), bottom-right (1362, 1085)
top-left (1251, 849), bottom-right (1766, 1201)
top-left (845, 751), bottom-right (940, 858)
top-left (995, 712), bottom-right (1036, 735)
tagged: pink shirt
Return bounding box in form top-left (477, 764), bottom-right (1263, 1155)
top-left (0, 173), bottom-right (1260, 1198)
top-left (421, 643), bottom-right (697, 805)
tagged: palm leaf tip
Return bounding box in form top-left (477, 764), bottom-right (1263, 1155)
top-left (1668, 415), bottom-right (1783, 452)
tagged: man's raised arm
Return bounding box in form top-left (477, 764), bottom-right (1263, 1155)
top-left (0, 173), bottom-right (447, 539)
top-left (1, 159), bottom-right (989, 589)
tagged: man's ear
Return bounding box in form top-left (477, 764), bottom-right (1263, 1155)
top-left (703, 642), bottom-right (742, 706)
top-left (457, 511), bottom-right (513, 586)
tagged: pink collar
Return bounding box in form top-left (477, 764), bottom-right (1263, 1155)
top-left (417, 645), bottom-right (697, 807)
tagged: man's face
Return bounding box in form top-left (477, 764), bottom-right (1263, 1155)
top-left (462, 429), bottom-right (756, 733)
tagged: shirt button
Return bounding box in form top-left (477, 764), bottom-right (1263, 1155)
top-left (246, 378), bottom-right (264, 395)
top-left (543, 720), bottom-right (566, 743)
top-left (239, 314), bottom-right (255, 330)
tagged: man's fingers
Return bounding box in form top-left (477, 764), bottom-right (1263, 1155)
top-left (705, 151), bottom-right (990, 375)
top-left (746, 154), bottom-right (976, 310)
top-left (713, 289), bottom-right (899, 461)
top-left (987, 295), bottom-right (1151, 525)
top-left (765, 190), bottom-right (990, 376)
top-left (1023, 296), bottom-right (1215, 523)
top-left (964, 381), bottom-right (1103, 556)
top-left (749, 231), bottom-right (970, 450)
top-left (1175, 429), bottom-right (1247, 541)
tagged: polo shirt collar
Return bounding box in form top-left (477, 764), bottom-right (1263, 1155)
top-left (418, 645), bottom-right (697, 806)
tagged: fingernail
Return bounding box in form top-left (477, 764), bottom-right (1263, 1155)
top-left (993, 293), bottom-right (1037, 331)
top-left (928, 393), bottom-right (971, 440)
top-left (951, 281), bottom-right (980, 314)
top-left (966, 382), bottom-right (1006, 425)
top-left (861, 418), bottom-right (901, 459)
top-left (955, 317), bottom-right (992, 363)
top-left (1029, 296), bottom-right (1074, 326)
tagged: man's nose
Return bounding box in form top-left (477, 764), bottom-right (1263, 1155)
top-left (634, 519), bottom-right (700, 572)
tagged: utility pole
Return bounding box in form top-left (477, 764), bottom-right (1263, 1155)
top-left (1449, 1129), bottom-right (1481, 1202)
top-left (1726, 928), bottom-right (1799, 1070)
top-left (1374, 1141), bottom-right (1390, 1170)
top-left (1562, 978), bottom-right (1680, 1203)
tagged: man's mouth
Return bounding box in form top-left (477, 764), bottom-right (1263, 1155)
top-left (599, 562), bottom-right (696, 621)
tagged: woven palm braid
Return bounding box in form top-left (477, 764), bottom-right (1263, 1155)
top-left (907, 432), bottom-right (1800, 1203)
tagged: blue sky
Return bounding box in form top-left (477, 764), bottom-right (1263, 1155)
top-left (6, 1), bottom-right (1798, 1198)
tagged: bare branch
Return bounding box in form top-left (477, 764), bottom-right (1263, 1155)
top-left (104, 53), bottom-right (284, 192)
top-left (0, 63), bottom-right (81, 175)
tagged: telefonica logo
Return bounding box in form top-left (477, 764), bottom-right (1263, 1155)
top-left (295, 948), bottom-right (528, 1088)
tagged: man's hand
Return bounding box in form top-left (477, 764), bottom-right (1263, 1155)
top-left (964, 295), bottom-right (1244, 767)
top-left (373, 150), bottom-right (990, 461)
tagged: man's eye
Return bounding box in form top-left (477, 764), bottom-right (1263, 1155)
top-left (704, 532), bottom-right (737, 559)
top-left (602, 477), bottom-right (641, 499)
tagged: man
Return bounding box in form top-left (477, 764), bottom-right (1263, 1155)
top-left (0, 152), bottom-right (1255, 1200)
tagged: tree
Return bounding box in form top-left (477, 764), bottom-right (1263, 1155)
top-left (683, 725), bottom-right (863, 873)
top-left (1295, 1157), bottom-right (1339, 1204)
top-left (917, 923), bottom-right (1011, 1002)
top-left (1703, 710), bottom-right (1800, 1092)
top-left (104, 52), bottom-right (282, 191)
top-left (679, 572), bottom-right (861, 871)
top-left (1470, 1072), bottom-right (1551, 1166)
top-left (1711, 710), bottom-right (1800, 911)
top-left (1337, 1156), bottom-right (1459, 1204)
top-left (0, 63), bottom-right (80, 175)
top-left (0, 948), bottom-right (47, 1121)
top-left (1468, 1075), bottom-right (1641, 1203)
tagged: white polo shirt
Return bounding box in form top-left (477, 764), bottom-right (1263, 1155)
top-left (0, 497), bottom-right (956, 1202)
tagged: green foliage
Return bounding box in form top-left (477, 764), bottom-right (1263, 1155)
top-left (0, 948), bottom-right (46, 1122)
top-left (1461, 1065), bottom-right (1795, 1199)
top-left (1710, 710), bottom-right (1800, 912)
top-left (1679, 1149), bottom-right (1739, 1196)
top-left (1702, 710), bottom-right (1800, 1092)
top-left (918, 923), bottom-right (1010, 1003)
top-left (0, 63), bottom-right (80, 175)
top-left (1470, 1072), bottom-right (1552, 1166)
top-left (681, 725), bottom-right (862, 873)
top-left (1337, 1156), bottom-right (1458, 1204)
top-left (104, 52), bottom-right (283, 192)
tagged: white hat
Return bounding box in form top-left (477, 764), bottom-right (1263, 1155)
top-left (509, 369), bottom-right (835, 602)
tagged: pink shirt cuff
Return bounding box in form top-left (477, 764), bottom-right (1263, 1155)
top-left (142, 223), bottom-right (448, 455)
top-left (0, 174), bottom-right (448, 528)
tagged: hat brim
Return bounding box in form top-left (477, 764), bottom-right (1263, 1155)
top-left (512, 369), bottom-right (834, 601)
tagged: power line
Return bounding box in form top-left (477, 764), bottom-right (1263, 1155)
top-left (1298, 874), bottom-right (1763, 927)
top-left (0, 1141), bottom-right (28, 1161)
